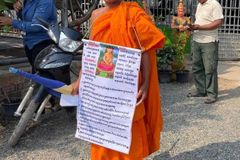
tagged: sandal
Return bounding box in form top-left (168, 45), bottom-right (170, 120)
top-left (187, 92), bottom-right (206, 97)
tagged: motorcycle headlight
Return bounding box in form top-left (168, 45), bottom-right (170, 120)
top-left (59, 32), bottom-right (82, 52)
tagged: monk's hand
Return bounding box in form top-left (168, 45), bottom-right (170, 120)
top-left (0, 16), bottom-right (12, 26)
top-left (71, 79), bottom-right (80, 95)
top-left (136, 53), bottom-right (150, 106)
top-left (136, 82), bottom-right (149, 106)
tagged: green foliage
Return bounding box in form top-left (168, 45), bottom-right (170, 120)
top-left (0, 0), bottom-right (16, 33)
top-left (135, 0), bottom-right (144, 8)
top-left (0, 0), bottom-right (16, 12)
top-left (172, 30), bottom-right (191, 71)
top-left (157, 46), bottom-right (175, 70)
top-left (156, 24), bottom-right (191, 71)
top-left (157, 24), bottom-right (175, 48)
top-left (0, 5), bottom-right (8, 13)
top-left (156, 25), bottom-right (176, 70)
top-left (1, 25), bottom-right (12, 32)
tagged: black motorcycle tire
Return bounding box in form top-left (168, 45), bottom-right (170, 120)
top-left (8, 86), bottom-right (47, 147)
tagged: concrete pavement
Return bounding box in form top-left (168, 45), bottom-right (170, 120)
top-left (147, 61), bottom-right (240, 160)
top-left (1, 35), bottom-right (240, 159)
top-left (218, 61), bottom-right (240, 84)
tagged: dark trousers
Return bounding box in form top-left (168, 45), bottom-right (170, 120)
top-left (25, 40), bottom-right (53, 73)
top-left (192, 41), bottom-right (219, 98)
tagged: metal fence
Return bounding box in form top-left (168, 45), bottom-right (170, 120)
top-left (148, 0), bottom-right (240, 60)
top-left (218, 0), bottom-right (240, 60)
top-left (74, 0), bottom-right (105, 35)
top-left (4, 0), bottom-right (238, 59)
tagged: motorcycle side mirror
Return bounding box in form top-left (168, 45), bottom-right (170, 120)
top-left (36, 17), bottom-right (60, 44)
top-left (62, 27), bottom-right (83, 41)
top-left (48, 25), bottom-right (60, 44)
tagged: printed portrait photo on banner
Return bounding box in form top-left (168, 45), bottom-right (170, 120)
top-left (96, 45), bottom-right (119, 79)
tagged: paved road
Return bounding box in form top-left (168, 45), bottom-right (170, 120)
top-left (0, 61), bottom-right (240, 160)
top-left (148, 61), bottom-right (240, 160)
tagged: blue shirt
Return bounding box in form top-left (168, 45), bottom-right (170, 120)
top-left (12, 0), bottom-right (57, 49)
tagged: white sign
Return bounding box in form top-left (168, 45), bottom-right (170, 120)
top-left (75, 39), bottom-right (141, 154)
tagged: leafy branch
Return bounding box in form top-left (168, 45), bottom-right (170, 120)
top-left (0, 0), bottom-right (16, 13)
top-left (172, 30), bottom-right (191, 71)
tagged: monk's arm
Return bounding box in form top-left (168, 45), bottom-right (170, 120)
top-left (89, 11), bottom-right (96, 26)
top-left (71, 70), bottom-right (82, 95)
top-left (137, 53), bottom-right (150, 101)
top-left (71, 9), bottom-right (100, 95)
top-left (90, 7), bottom-right (106, 26)
top-left (141, 53), bottom-right (150, 87)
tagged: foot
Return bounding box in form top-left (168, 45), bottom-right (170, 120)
top-left (204, 97), bottom-right (217, 104)
top-left (187, 92), bottom-right (206, 97)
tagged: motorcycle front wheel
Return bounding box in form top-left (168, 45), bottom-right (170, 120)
top-left (8, 85), bottom-right (47, 147)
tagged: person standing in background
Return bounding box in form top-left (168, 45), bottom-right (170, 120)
top-left (0, 0), bottom-right (70, 109)
top-left (188, 0), bottom-right (224, 104)
top-left (0, 0), bottom-right (57, 73)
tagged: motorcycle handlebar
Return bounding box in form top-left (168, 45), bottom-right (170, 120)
top-left (36, 17), bottom-right (50, 28)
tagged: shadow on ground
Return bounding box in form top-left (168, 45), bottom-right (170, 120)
top-left (160, 82), bottom-right (221, 132)
top-left (153, 141), bottom-right (240, 160)
top-left (218, 85), bottom-right (240, 102)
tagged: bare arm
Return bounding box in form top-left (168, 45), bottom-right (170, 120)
top-left (72, 8), bottom-right (107, 95)
top-left (90, 7), bottom-right (107, 26)
top-left (190, 19), bottom-right (224, 30)
top-left (71, 70), bottom-right (82, 95)
top-left (141, 53), bottom-right (150, 87)
top-left (137, 52), bottom-right (150, 105)
top-left (89, 10), bottom-right (97, 26)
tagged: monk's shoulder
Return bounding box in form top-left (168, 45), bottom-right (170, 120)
top-left (90, 7), bottom-right (109, 24)
top-left (127, 2), bottom-right (146, 15)
top-left (127, 2), bottom-right (150, 22)
top-left (91, 7), bottom-right (107, 20)
top-left (127, 2), bottom-right (142, 13)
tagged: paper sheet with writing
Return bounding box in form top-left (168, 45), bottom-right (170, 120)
top-left (60, 94), bottom-right (78, 107)
top-left (75, 39), bottom-right (141, 154)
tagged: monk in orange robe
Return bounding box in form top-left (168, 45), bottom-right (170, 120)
top-left (71, 0), bottom-right (165, 159)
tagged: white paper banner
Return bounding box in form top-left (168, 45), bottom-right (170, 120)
top-left (75, 39), bottom-right (141, 154)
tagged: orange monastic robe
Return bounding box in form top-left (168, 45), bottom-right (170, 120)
top-left (90, 2), bottom-right (165, 160)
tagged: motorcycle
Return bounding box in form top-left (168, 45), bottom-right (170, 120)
top-left (7, 0), bottom-right (100, 146)
top-left (7, 17), bottom-right (83, 147)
